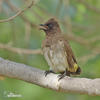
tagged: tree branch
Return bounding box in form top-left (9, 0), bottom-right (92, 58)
top-left (0, 57), bottom-right (100, 96)
top-left (0, 1), bottom-right (34, 23)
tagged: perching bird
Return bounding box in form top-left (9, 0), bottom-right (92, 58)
top-left (40, 18), bottom-right (81, 80)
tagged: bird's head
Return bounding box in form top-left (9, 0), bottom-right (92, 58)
top-left (39, 18), bottom-right (61, 35)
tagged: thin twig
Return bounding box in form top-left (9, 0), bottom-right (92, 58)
top-left (0, 1), bottom-right (34, 23)
top-left (64, 33), bottom-right (100, 54)
top-left (89, 36), bottom-right (100, 43)
top-left (78, 52), bottom-right (99, 64)
top-left (5, 0), bottom-right (38, 28)
top-left (0, 43), bottom-right (42, 55)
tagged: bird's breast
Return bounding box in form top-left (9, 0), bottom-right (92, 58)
top-left (43, 40), bottom-right (68, 73)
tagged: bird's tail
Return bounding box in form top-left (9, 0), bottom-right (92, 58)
top-left (71, 66), bottom-right (81, 75)
top-left (75, 66), bottom-right (81, 75)
top-left (68, 62), bottom-right (81, 75)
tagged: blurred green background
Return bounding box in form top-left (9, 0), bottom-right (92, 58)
top-left (0, 0), bottom-right (100, 99)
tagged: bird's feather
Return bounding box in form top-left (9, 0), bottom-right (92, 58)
top-left (43, 40), bottom-right (68, 73)
top-left (64, 39), bottom-right (78, 72)
top-left (41, 18), bottom-right (81, 75)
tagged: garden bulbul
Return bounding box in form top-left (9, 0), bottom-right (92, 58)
top-left (40, 18), bottom-right (81, 80)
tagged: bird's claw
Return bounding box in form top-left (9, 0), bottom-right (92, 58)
top-left (57, 74), bottom-right (66, 81)
top-left (58, 71), bottom-right (70, 81)
top-left (44, 70), bottom-right (55, 77)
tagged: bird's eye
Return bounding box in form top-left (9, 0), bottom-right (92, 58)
top-left (46, 23), bottom-right (53, 29)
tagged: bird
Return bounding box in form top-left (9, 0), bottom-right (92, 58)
top-left (39, 18), bottom-right (81, 80)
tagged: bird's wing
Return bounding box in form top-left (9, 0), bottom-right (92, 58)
top-left (63, 39), bottom-right (78, 72)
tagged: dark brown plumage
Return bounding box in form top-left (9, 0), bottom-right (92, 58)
top-left (40, 18), bottom-right (81, 80)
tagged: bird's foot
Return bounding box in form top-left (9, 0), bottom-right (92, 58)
top-left (58, 74), bottom-right (66, 81)
top-left (44, 70), bottom-right (55, 77)
top-left (58, 71), bottom-right (70, 81)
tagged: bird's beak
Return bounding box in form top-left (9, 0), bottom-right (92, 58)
top-left (39, 24), bottom-right (47, 30)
